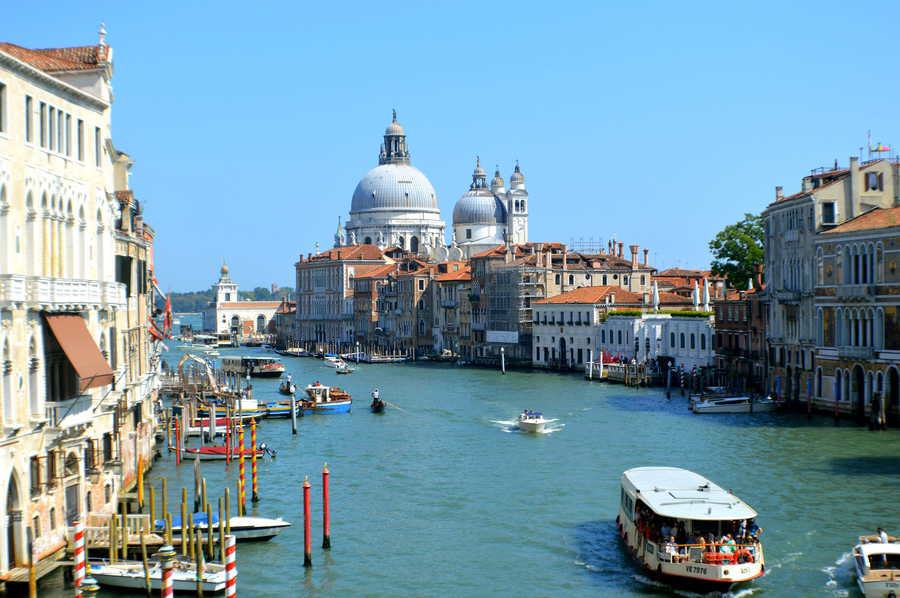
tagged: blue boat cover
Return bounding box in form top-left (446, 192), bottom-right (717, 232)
top-left (155, 511), bottom-right (221, 529)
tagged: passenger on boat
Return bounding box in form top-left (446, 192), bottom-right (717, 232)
top-left (878, 526), bottom-right (889, 543)
top-left (373, 388), bottom-right (380, 400)
top-left (747, 519), bottom-right (762, 542)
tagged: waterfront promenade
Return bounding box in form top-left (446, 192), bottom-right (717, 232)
top-left (44, 348), bottom-right (896, 597)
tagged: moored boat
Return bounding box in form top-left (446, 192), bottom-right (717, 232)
top-left (263, 400), bottom-right (302, 419)
top-left (180, 445), bottom-right (267, 461)
top-left (221, 356), bottom-right (285, 378)
top-left (617, 467), bottom-right (764, 592)
top-left (323, 355), bottom-right (345, 368)
top-left (691, 395), bottom-right (779, 414)
top-left (157, 512), bottom-right (291, 542)
top-left (853, 532), bottom-right (900, 597)
top-left (88, 558), bottom-right (227, 593)
top-left (517, 410), bottom-right (548, 433)
top-left (303, 382), bottom-right (352, 414)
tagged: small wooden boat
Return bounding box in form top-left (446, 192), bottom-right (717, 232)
top-left (158, 513), bottom-right (291, 542)
top-left (517, 411), bottom-right (549, 433)
top-left (263, 401), bottom-right (302, 419)
top-left (853, 533), bottom-right (900, 597)
top-left (88, 558), bottom-right (227, 593)
top-left (278, 375), bottom-right (296, 395)
top-left (180, 445), bottom-right (265, 461)
top-left (370, 394), bottom-right (385, 413)
top-left (303, 383), bottom-right (352, 414)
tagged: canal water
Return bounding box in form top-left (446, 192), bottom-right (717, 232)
top-left (41, 347), bottom-right (899, 597)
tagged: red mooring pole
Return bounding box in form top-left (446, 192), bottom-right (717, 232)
top-left (322, 464), bottom-right (331, 549)
top-left (251, 418), bottom-right (259, 503)
top-left (303, 477), bottom-right (312, 568)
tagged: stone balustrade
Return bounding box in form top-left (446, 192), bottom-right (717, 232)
top-left (0, 275), bottom-right (126, 309)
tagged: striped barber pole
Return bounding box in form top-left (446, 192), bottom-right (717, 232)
top-left (159, 544), bottom-right (176, 598)
top-left (225, 534), bottom-right (237, 597)
top-left (73, 520), bottom-right (86, 595)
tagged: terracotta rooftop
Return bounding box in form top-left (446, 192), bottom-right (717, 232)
top-left (0, 42), bottom-right (109, 72)
top-left (275, 300), bottom-right (296, 314)
top-left (823, 206), bottom-right (900, 234)
top-left (535, 286), bottom-right (644, 305)
top-left (434, 263), bottom-right (472, 282)
top-left (353, 264), bottom-right (397, 280)
top-left (310, 244), bottom-right (385, 262)
top-left (656, 268), bottom-right (712, 278)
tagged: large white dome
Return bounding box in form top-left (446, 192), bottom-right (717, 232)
top-left (350, 163), bottom-right (440, 213)
top-left (452, 189), bottom-right (506, 225)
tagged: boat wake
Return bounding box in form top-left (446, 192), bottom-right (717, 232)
top-left (632, 573), bottom-right (760, 598)
top-left (490, 419), bottom-right (565, 434)
top-left (821, 552), bottom-right (853, 597)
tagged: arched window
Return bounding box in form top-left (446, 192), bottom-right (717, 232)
top-left (397, 236), bottom-right (405, 249)
top-left (835, 370), bottom-right (842, 401)
top-left (230, 315), bottom-right (240, 329)
top-left (568, 274), bottom-right (574, 285)
top-left (410, 236), bottom-right (419, 253)
top-left (700, 334), bottom-right (706, 351)
top-left (670, 332), bottom-right (675, 348)
top-left (256, 315), bottom-right (265, 333)
top-left (602, 275), bottom-right (607, 285)
top-left (364, 236), bottom-right (372, 245)
top-left (690, 334), bottom-right (696, 350)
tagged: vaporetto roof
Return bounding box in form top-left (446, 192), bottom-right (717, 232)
top-left (622, 467), bottom-right (757, 521)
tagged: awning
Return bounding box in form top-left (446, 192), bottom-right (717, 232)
top-left (43, 314), bottom-right (114, 392)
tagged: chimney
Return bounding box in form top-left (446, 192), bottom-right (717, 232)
top-left (617, 242), bottom-right (624, 258)
top-left (629, 244), bottom-right (639, 268)
top-left (642, 248), bottom-right (649, 266)
top-left (775, 186), bottom-right (783, 201)
top-left (754, 263), bottom-right (764, 290)
top-left (563, 249), bottom-right (568, 271)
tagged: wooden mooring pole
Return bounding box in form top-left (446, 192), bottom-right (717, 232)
top-left (322, 464), bottom-right (331, 550)
top-left (303, 477), bottom-right (312, 568)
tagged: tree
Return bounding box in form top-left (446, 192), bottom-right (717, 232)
top-left (708, 213), bottom-right (764, 290)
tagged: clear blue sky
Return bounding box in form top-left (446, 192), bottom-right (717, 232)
top-left (7, 2), bottom-right (900, 291)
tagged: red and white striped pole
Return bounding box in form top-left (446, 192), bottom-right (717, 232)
top-left (159, 544), bottom-right (176, 598)
top-left (73, 520), bottom-right (85, 596)
top-left (224, 534), bottom-right (237, 598)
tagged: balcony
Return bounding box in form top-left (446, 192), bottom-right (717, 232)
top-left (838, 346), bottom-right (875, 360)
top-left (773, 289), bottom-right (801, 304)
top-left (45, 395), bottom-right (93, 429)
top-left (0, 275), bottom-right (127, 310)
top-left (835, 285), bottom-right (875, 300)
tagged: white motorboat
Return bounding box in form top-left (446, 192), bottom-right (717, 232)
top-left (323, 355), bottom-right (345, 368)
top-left (88, 558), bottom-right (227, 593)
top-left (517, 411), bottom-right (549, 433)
top-left (691, 395), bottom-right (779, 414)
top-left (335, 363), bottom-right (355, 375)
top-left (853, 534), bottom-right (900, 597)
top-left (618, 467), bottom-right (764, 591)
top-left (158, 513), bottom-right (291, 542)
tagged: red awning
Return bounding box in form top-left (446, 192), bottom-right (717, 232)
top-left (43, 314), bottom-right (114, 392)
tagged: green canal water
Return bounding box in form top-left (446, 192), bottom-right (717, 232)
top-left (41, 347), bottom-right (900, 597)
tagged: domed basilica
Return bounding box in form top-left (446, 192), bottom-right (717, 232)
top-left (337, 111), bottom-right (528, 259)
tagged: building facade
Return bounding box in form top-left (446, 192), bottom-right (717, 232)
top-left (764, 157), bottom-right (898, 403)
top-left (202, 263), bottom-right (281, 337)
top-left (813, 206), bottom-right (900, 424)
top-left (0, 32), bottom-right (159, 581)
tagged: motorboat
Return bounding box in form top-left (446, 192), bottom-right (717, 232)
top-left (157, 512), bottom-right (291, 542)
top-left (88, 558), bottom-right (227, 593)
top-left (273, 347), bottom-right (310, 358)
top-left (370, 390), bottom-right (385, 414)
top-left (303, 382), bottom-right (352, 414)
top-left (517, 411), bottom-right (549, 433)
top-left (278, 375), bottom-right (296, 395)
top-left (263, 401), bottom-right (302, 419)
top-left (853, 533), bottom-right (900, 597)
top-left (617, 467), bottom-right (764, 591)
top-left (179, 445), bottom-right (268, 461)
top-left (692, 395), bottom-right (779, 414)
top-left (335, 363), bottom-right (355, 375)
top-left (323, 355), bottom-right (345, 368)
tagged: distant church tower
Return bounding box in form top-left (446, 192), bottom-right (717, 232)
top-left (506, 162), bottom-right (528, 244)
top-left (214, 262), bottom-right (239, 305)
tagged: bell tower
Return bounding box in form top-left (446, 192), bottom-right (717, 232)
top-left (214, 262), bottom-right (239, 305)
top-left (506, 162), bottom-right (528, 244)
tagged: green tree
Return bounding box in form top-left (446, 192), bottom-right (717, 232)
top-left (708, 213), bottom-right (764, 290)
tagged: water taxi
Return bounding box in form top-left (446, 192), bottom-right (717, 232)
top-left (617, 467), bottom-right (764, 591)
top-left (691, 396), bottom-right (779, 414)
top-left (853, 533), bottom-right (900, 597)
top-left (89, 558), bottom-right (227, 593)
top-left (303, 382), bottom-right (352, 414)
top-left (517, 410), bottom-right (548, 433)
top-left (221, 356), bottom-right (285, 378)
top-left (323, 355), bottom-right (345, 368)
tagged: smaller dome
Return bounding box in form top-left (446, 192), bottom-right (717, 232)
top-left (491, 168), bottom-right (505, 193)
top-left (453, 189), bottom-right (507, 226)
top-left (509, 162), bottom-right (525, 189)
top-left (385, 109), bottom-right (405, 136)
